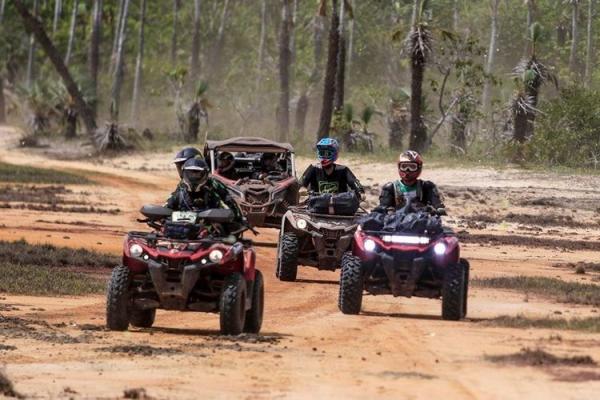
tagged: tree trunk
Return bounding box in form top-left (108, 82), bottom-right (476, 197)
top-left (409, 51), bottom-right (427, 152)
top-left (171, 0), bottom-right (180, 66)
top-left (0, 0), bottom-right (6, 24)
top-left (411, 0), bottom-right (421, 26)
top-left (0, 75), bottom-right (5, 124)
top-left (111, 0), bottom-right (125, 71)
top-left (256, 0), bottom-right (268, 92)
top-left (110, 0), bottom-right (130, 123)
top-left (513, 105), bottom-right (528, 144)
top-left (347, 0), bottom-right (355, 84)
top-left (310, 14), bottom-right (326, 84)
top-left (569, 1), bottom-right (580, 75)
top-left (290, 0), bottom-right (298, 67)
top-left (334, 0), bottom-right (346, 111)
top-left (190, 0), bottom-right (201, 83)
top-left (451, 108), bottom-right (467, 154)
top-left (89, 0), bottom-right (102, 117)
top-left (317, 0), bottom-right (340, 139)
top-left (64, 0), bottom-right (79, 66)
top-left (295, 92), bottom-right (309, 136)
top-left (13, 0), bottom-right (97, 139)
top-left (64, 107), bottom-right (78, 139)
top-left (584, 0), bottom-right (595, 88)
top-left (52, 0), bottom-right (62, 34)
top-left (130, 0), bottom-right (146, 123)
top-left (453, 0), bottom-right (459, 32)
top-left (482, 0), bottom-right (500, 113)
top-left (388, 103), bottom-right (408, 150)
top-left (210, 0), bottom-right (230, 77)
top-left (26, 0), bottom-right (40, 88)
top-left (278, 0), bottom-right (292, 142)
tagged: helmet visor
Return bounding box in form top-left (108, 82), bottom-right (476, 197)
top-left (398, 162), bottom-right (419, 172)
top-left (183, 167), bottom-right (208, 191)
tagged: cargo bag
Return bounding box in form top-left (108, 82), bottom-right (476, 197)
top-left (308, 192), bottom-right (360, 216)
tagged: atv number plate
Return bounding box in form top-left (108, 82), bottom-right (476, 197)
top-left (171, 211), bottom-right (198, 223)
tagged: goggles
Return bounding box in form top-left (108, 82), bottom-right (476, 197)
top-left (398, 162), bottom-right (419, 172)
top-left (317, 148), bottom-right (336, 160)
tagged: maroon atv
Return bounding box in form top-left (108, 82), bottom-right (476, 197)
top-left (338, 207), bottom-right (469, 320)
top-left (204, 137), bottom-right (299, 228)
top-left (106, 206), bottom-right (264, 335)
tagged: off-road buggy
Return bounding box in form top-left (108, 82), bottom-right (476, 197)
top-left (204, 137), bottom-right (299, 228)
top-left (338, 205), bottom-right (469, 320)
top-left (276, 193), bottom-right (365, 282)
top-left (106, 206), bottom-right (264, 335)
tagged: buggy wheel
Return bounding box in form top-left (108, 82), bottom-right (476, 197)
top-left (442, 261), bottom-right (466, 321)
top-left (338, 252), bottom-right (364, 315)
top-left (106, 265), bottom-right (131, 331)
top-left (244, 270), bottom-right (264, 334)
top-left (461, 259), bottom-right (470, 318)
top-left (129, 308), bottom-right (156, 328)
top-left (276, 232), bottom-right (299, 282)
top-left (220, 273), bottom-right (247, 335)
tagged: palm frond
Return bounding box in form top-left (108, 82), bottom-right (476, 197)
top-left (361, 106), bottom-right (374, 125)
top-left (343, 103), bottom-right (354, 123)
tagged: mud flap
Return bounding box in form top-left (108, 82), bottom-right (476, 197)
top-left (381, 254), bottom-right (426, 297)
top-left (148, 261), bottom-right (205, 310)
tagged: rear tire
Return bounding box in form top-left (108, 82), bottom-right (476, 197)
top-left (244, 270), bottom-right (264, 333)
top-left (129, 308), bottom-right (156, 328)
top-left (338, 253), bottom-right (363, 315)
top-left (461, 259), bottom-right (470, 318)
top-left (106, 265), bottom-right (131, 331)
top-left (442, 261), bottom-right (466, 321)
top-left (276, 232), bottom-right (299, 282)
top-left (220, 273), bottom-right (247, 335)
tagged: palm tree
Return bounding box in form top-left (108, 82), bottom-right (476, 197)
top-left (406, 0), bottom-right (432, 152)
top-left (190, 0), bottom-right (201, 83)
top-left (482, 0), bottom-right (501, 113)
top-left (278, 0), bottom-right (292, 142)
top-left (171, 0), bottom-right (180, 66)
top-left (64, 0), bottom-right (79, 66)
top-left (512, 23), bottom-right (557, 143)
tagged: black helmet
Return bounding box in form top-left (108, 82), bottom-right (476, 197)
top-left (182, 158), bottom-right (209, 192)
top-left (217, 151), bottom-right (235, 172)
top-left (173, 147), bottom-right (201, 178)
top-left (261, 152), bottom-right (277, 170)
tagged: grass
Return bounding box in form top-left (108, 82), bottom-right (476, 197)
top-left (0, 162), bottom-right (91, 185)
top-left (0, 239), bottom-right (117, 296)
top-left (484, 315), bottom-right (600, 333)
top-left (0, 239), bottom-right (118, 269)
top-left (486, 348), bottom-right (597, 367)
top-left (473, 276), bottom-right (600, 307)
top-left (0, 263), bottom-right (105, 296)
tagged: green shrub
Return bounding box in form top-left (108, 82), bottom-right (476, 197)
top-left (529, 87), bottom-right (600, 168)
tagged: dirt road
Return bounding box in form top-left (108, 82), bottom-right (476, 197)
top-left (1, 127), bottom-right (600, 399)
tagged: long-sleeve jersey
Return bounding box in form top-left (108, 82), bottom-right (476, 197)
top-left (378, 179), bottom-right (444, 210)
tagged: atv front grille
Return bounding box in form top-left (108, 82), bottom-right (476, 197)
top-left (245, 189), bottom-right (270, 205)
top-left (321, 228), bottom-right (343, 242)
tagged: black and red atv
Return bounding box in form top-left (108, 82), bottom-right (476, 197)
top-left (204, 137), bottom-right (299, 228)
top-left (338, 206), bottom-right (469, 320)
top-left (106, 206), bottom-right (264, 335)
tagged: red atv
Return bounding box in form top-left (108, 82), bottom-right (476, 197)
top-left (338, 208), bottom-right (469, 320)
top-left (106, 206), bottom-right (264, 335)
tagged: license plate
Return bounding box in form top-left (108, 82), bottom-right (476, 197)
top-left (171, 211), bottom-right (198, 223)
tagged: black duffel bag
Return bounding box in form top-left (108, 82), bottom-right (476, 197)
top-left (308, 192), bottom-right (360, 216)
top-left (164, 221), bottom-right (200, 240)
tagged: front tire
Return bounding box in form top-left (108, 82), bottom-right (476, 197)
top-left (106, 265), bottom-right (131, 331)
top-left (244, 270), bottom-right (264, 334)
top-left (276, 232), bottom-right (299, 282)
top-left (338, 253), bottom-right (364, 314)
top-left (442, 261), bottom-right (466, 321)
top-left (220, 273), bottom-right (247, 335)
top-left (461, 259), bottom-right (470, 318)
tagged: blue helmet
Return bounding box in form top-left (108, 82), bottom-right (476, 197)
top-left (316, 138), bottom-right (339, 167)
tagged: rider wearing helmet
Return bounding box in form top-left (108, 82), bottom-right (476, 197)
top-left (165, 158), bottom-right (244, 224)
top-left (173, 147), bottom-right (202, 179)
top-left (216, 151), bottom-right (238, 181)
top-left (379, 150), bottom-right (444, 210)
top-left (299, 138), bottom-right (364, 198)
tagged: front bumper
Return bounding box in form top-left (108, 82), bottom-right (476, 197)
top-left (147, 260), bottom-right (209, 310)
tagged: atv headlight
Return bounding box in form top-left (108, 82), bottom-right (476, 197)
top-left (296, 219), bottom-right (308, 230)
top-left (433, 242), bottom-right (447, 256)
top-left (129, 244), bottom-right (143, 257)
top-left (209, 249), bottom-right (224, 263)
top-left (364, 239), bottom-right (376, 252)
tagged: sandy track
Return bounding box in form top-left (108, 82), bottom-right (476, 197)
top-left (1, 127), bottom-right (600, 399)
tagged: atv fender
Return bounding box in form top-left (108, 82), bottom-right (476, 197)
top-left (243, 248), bottom-right (256, 281)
